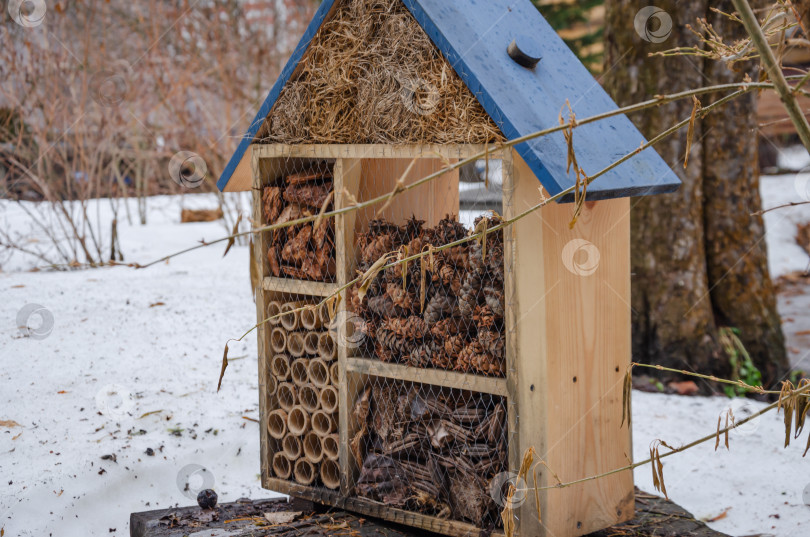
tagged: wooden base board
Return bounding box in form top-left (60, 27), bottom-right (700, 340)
top-left (263, 477), bottom-right (504, 537)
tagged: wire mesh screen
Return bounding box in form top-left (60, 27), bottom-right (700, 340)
top-left (258, 153), bottom-right (510, 531)
top-left (262, 159), bottom-right (336, 282)
top-left (260, 158), bottom-right (341, 492)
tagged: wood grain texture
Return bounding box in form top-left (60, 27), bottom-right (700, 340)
top-left (511, 151), bottom-right (633, 536)
top-left (356, 158), bottom-right (459, 228)
top-left (345, 356), bottom-right (507, 396)
top-left (262, 277), bottom-right (340, 297)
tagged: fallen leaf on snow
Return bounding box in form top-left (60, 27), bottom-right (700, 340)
top-left (0, 420), bottom-right (21, 428)
top-left (149, 302), bottom-right (166, 308)
top-left (57, 390), bottom-right (68, 394)
top-left (264, 511), bottom-right (302, 525)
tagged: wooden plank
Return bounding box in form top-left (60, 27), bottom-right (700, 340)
top-left (252, 153), bottom-right (274, 488)
top-left (500, 150), bottom-right (521, 478)
top-left (334, 158), bottom-right (364, 494)
top-left (262, 276), bottom-right (340, 297)
top-left (511, 150), bottom-right (634, 536)
top-left (356, 158), bottom-right (459, 228)
top-left (345, 357), bottom-right (508, 397)
top-left (252, 143), bottom-right (504, 160)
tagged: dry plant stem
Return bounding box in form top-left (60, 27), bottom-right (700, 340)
top-left (137, 81), bottom-right (787, 271)
top-left (754, 200), bottom-right (810, 215)
top-left (631, 362), bottom-right (797, 395)
top-left (515, 382), bottom-right (810, 494)
top-left (731, 0), bottom-right (810, 150)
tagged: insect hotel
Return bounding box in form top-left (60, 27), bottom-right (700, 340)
top-left (217, 0), bottom-right (679, 535)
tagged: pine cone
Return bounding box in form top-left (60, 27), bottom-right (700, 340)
top-left (377, 327), bottom-right (415, 360)
top-left (385, 283), bottom-right (415, 312)
top-left (367, 295), bottom-right (409, 318)
top-left (430, 317), bottom-right (465, 339)
top-left (381, 316), bottom-right (428, 339)
top-left (483, 286), bottom-right (504, 318)
top-left (473, 305), bottom-right (497, 329)
top-left (456, 340), bottom-right (484, 373)
top-left (374, 341), bottom-right (396, 363)
top-left (433, 216), bottom-right (468, 245)
top-left (457, 271), bottom-right (483, 317)
top-left (361, 234), bottom-right (394, 266)
top-left (430, 346), bottom-right (453, 370)
top-left (471, 353), bottom-right (505, 377)
top-left (424, 292), bottom-right (456, 324)
top-left (478, 329), bottom-right (505, 358)
top-left (443, 335), bottom-right (466, 359)
top-left (408, 344), bottom-right (432, 368)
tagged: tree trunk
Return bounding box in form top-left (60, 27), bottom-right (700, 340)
top-left (602, 0), bottom-right (788, 387)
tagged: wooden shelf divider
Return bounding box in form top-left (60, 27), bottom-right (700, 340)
top-left (345, 356), bottom-right (508, 396)
top-left (262, 276), bottom-right (340, 298)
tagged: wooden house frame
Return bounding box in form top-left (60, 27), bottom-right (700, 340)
top-left (218, 1), bottom-right (680, 536)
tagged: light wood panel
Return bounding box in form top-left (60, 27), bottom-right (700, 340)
top-left (262, 277), bottom-right (340, 297)
top-left (252, 143), bottom-right (506, 160)
top-left (510, 151), bottom-right (633, 536)
top-left (345, 357), bottom-right (508, 397)
top-left (356, 158), bottom-right (459, 228)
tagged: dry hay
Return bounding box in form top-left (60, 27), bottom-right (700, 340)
top-left (256, 0), bottom-right (504, 145)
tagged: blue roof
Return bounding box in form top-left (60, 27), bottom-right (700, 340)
top-left (217, 0), bottom-right (680, 201)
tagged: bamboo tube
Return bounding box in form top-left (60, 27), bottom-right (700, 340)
top-left (272, 452), bottom-right (292, 480)
top-left (311, 410), bottom-right (336, 437)
top-left (276, 382), bottom-right (297, 413)
top-left (300, 305), bottom-right (323, 331)
top-left (290, 358), bottom-right (310, 386)
top-left (330, 362), bottom-right (339, 386)
top-left (280, 301), bottom-right (307, 331)
top-left (287, 332), bottom-right (306, 358)
top-left (266, 374), bottom-right (278, 397)
top-left (293, 458), bottom-right (316, 486)
top-left (317, 332), bottom-right (337, 361)
top-left (266, 300), bottom-right (283, 326)
top-left (270, 327), bottom-right (287, 354)
top-left (320, 459), bottom-right (340, 490)
top-left (298, 383), bottom-right (320, 413)
top-left (303, 331), bottom-right (320, 356)
top-left (319, 385), bottom-right (339, 414)
top-left (323, 434), bottom-right (339, 461)
top-left (287, 405), bottom-right (310, 436)
top-left (302, 431), bottom-right (323, 463)
top-left (308, 358), bottom-right (330, 388)
top-left (267, 409), bottom-right (288, 440)
top-left (282, 433), bottom-right (302, 460)
top-left (317, 302), bottom-right (331, 328)
top-left (270, 354), bottom-right (291, 381)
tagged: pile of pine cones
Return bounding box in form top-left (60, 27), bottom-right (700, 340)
top-left (352, 382), bottom-right (507, 526)
top-left (349, 215), bottom-right (505, 377)
top-left (262, 165), bottom-right (336, 281)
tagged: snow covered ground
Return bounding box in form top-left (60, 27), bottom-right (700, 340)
top-left (1, 176), bottom-right (809, 536)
